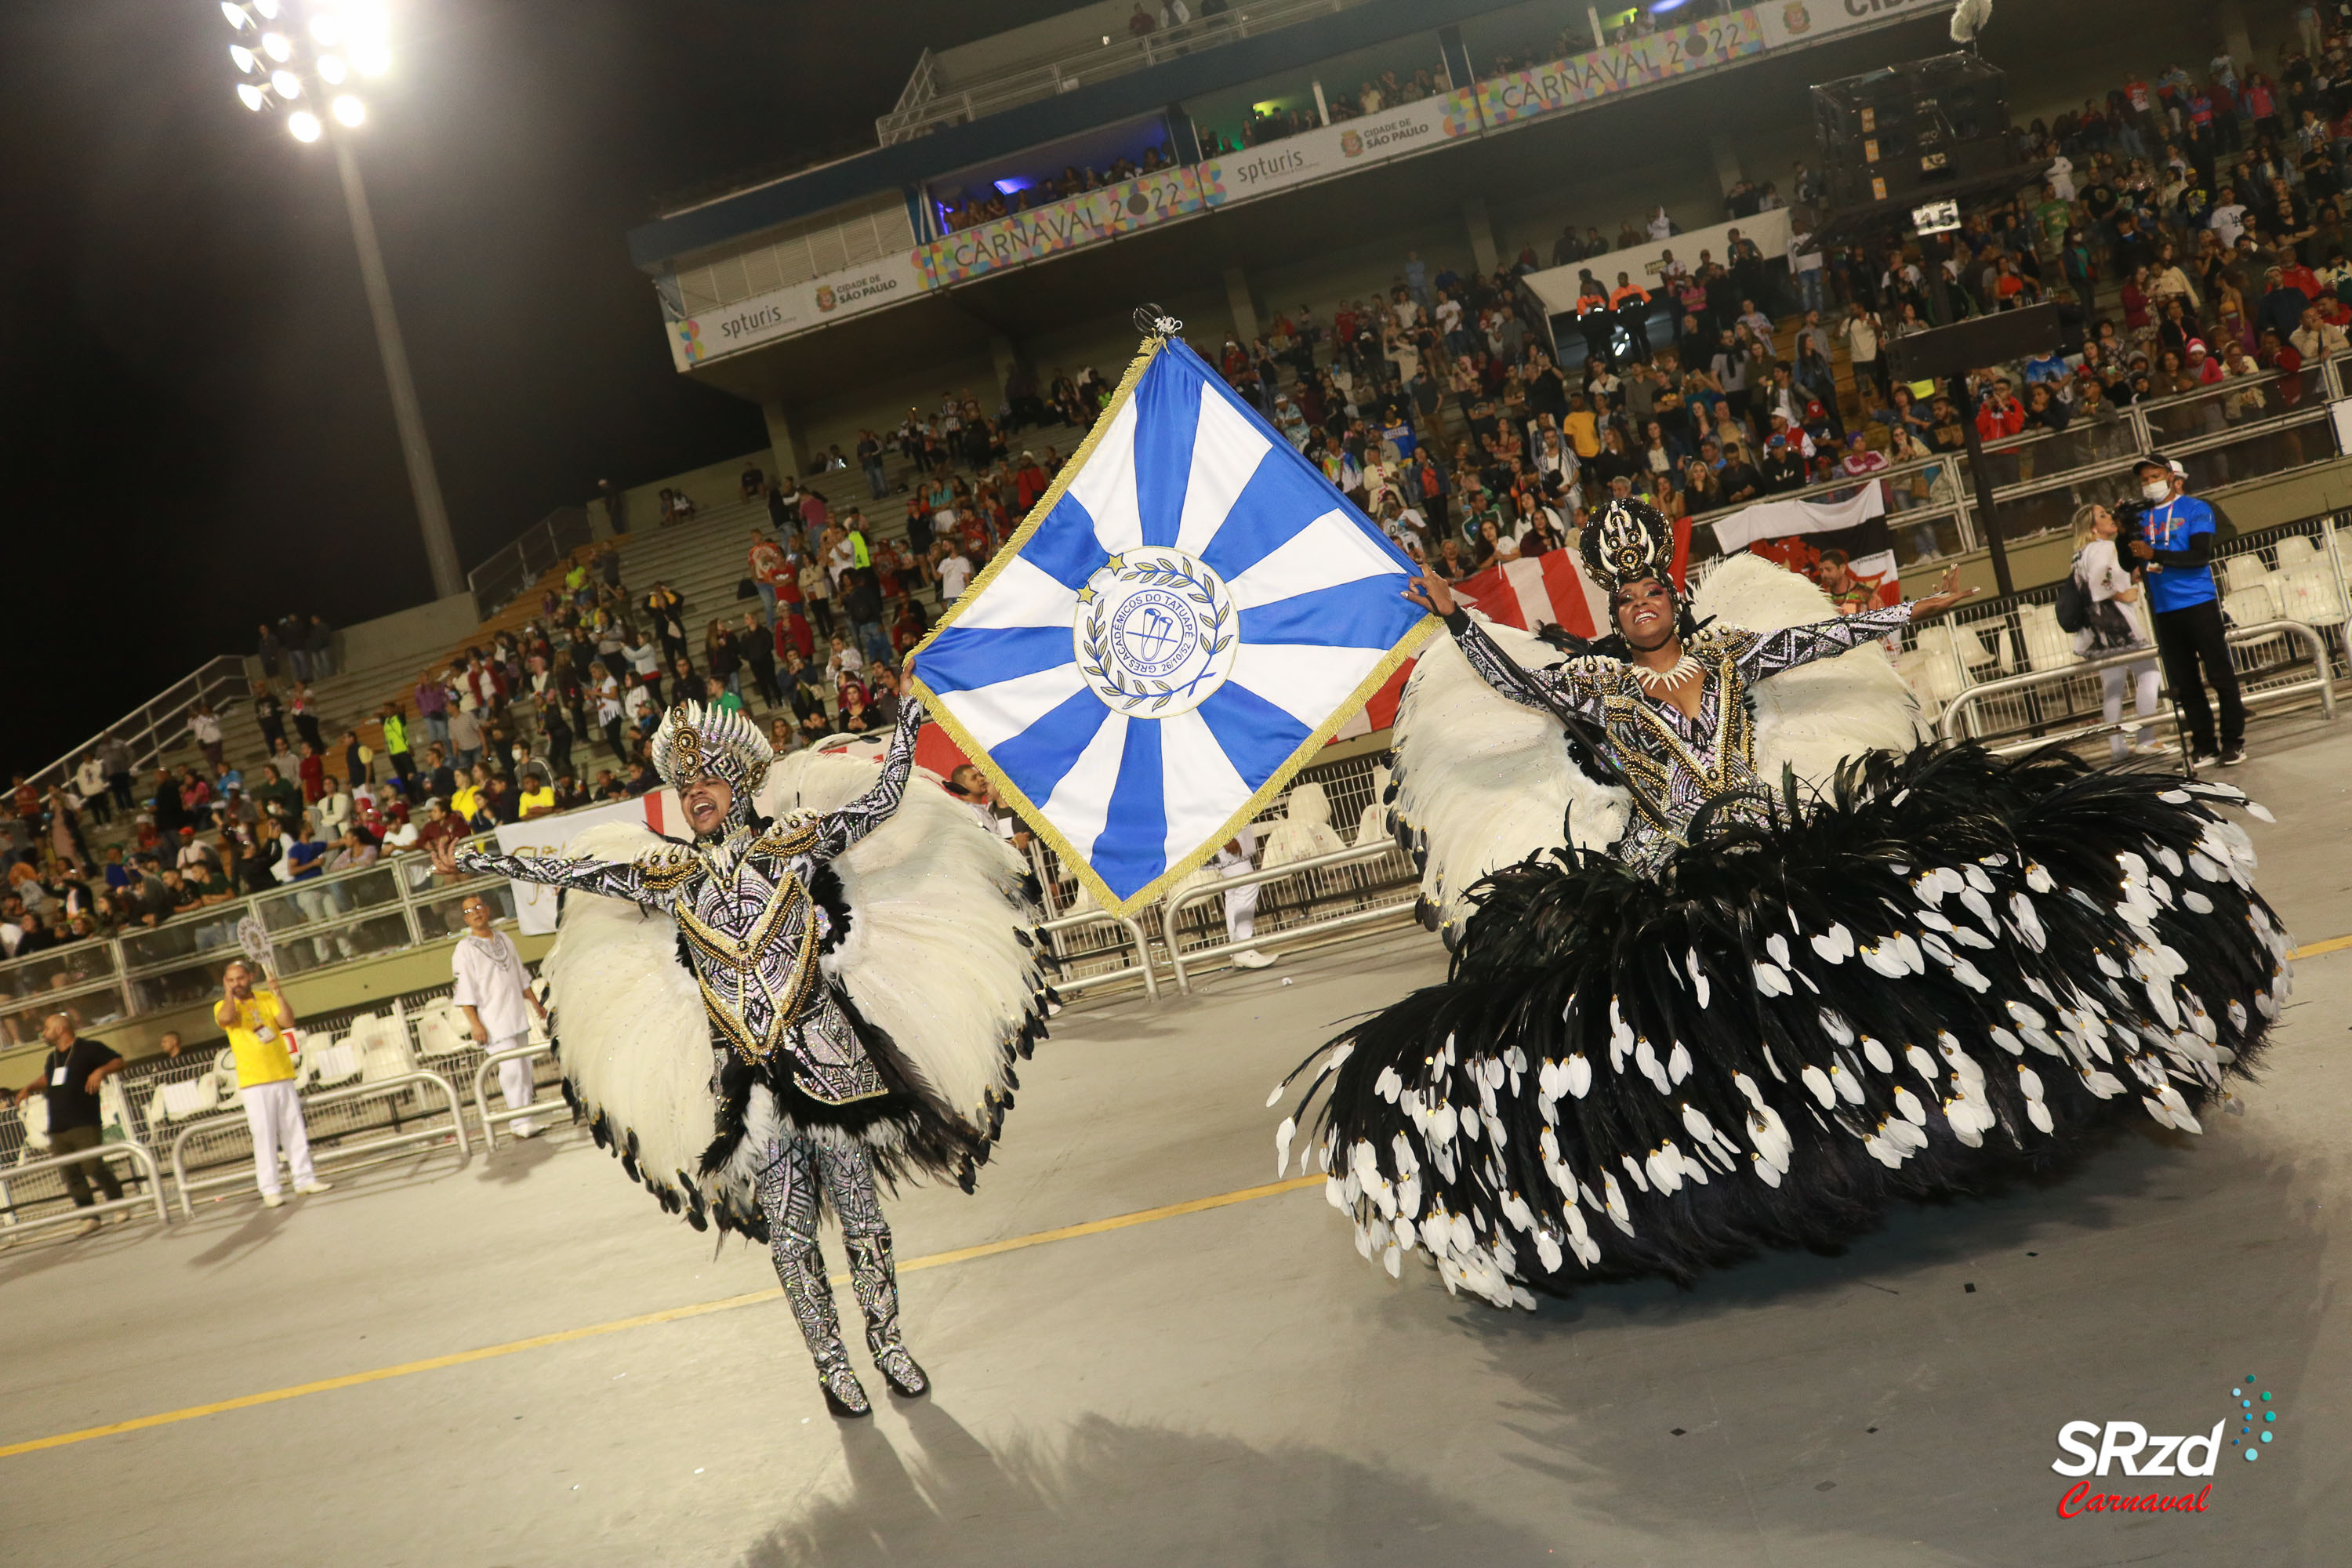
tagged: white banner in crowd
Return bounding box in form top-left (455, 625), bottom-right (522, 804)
top-left (489, 789), bottom-right (683, 935)
top-left (1758, 0), bottom-right (1947, 52)
top-left (1709, 482), bottom-right (1887, 554)
top-left (1198, 89), bottom-right (1481, 206)
top-left (1520, 209), bottom-right (1793, 323)
top-left (666, 249), bottom-right (924, 370)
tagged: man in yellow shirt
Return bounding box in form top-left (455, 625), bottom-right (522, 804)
top-left (517, 771), bottom-right (557, 819)
top-left (212, 960), bottom-right (332, 1207)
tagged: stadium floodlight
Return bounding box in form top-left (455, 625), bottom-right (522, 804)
top-left (212, 0), bottom-right (463, 603)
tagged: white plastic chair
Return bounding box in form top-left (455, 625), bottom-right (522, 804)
top-left (310, 1042), bottom-right (363, 1087)
top-left (2221, 556), bottom-right (2273, 598)
top-left (2279, 568), bottom-right (2347, 626)
top-left (2017, 604), bottom-right (2080, 673)
top-left (2224, 584), bottom-right (2281, 626)
top-left (2274, 535), bottom-right (2318, 570)
top-left (411, 1004), bottom-right (473, 1061)
top-left (210, 1047), bottom-right (245, 1112)
top-left (158, 1076), bottom-right (220, 1122)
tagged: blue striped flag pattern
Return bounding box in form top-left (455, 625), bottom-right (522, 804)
top-left (909, 333), bottom-right (1434, 914)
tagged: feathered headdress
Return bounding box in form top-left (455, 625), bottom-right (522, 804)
top-left (1578, 497), bottom-right (1678, 598)
top-left (649, 702), bottom-right (772, 832)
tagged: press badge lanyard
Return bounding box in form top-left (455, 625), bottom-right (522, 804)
top-left (235, 996), bottom-right (280, 1045)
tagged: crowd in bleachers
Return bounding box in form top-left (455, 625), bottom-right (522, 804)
top-left (1193, 7), bottom-right (2352, 588)
top-left (12, 5), bottom-right (2350, 1000)
top-left (935, 141), bottom-right (1185, 233)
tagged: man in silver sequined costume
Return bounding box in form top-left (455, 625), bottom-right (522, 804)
top-left (433, 696), bottom-right (934, 1417)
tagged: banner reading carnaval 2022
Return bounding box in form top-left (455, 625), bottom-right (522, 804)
top-left (1479, 9), bottom-right (1766, 125)
top-left (1197, 89), bottom-right (1481, 205)
top-left (914, 166), bottom-right (1204, 290)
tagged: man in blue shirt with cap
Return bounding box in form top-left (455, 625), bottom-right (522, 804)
top-left (2128, 454), bottom-right (2245, 766)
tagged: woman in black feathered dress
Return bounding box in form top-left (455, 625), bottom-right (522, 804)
top-left (1278, 500), bottom-right (2291, 1308)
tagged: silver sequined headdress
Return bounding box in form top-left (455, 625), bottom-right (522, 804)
top-left (1578, 497), bottom-right (1677, 598)
top-left (649, 701), bottom-right (773, 832)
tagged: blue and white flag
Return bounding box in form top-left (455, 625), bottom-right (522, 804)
top-left (909, 332), bottom-right (1434, 915)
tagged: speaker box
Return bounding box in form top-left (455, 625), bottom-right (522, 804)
top-left (1812, 53), bottom-right (2016, 212)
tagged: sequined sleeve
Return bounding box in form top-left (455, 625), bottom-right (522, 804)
top-left (451, 844), bottom-right (681, 913)
top-left (1734, 604), bottom-right (1915, 682)
top-left (811, 696), bottom-right (927, 863)
top-left (1443, 608), bottom-right (1607, 721)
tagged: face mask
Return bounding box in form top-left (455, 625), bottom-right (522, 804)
top-left (2141, 477), bottom-right (2172, 503)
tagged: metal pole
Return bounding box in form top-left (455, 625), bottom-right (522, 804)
top-left (1954, 373), bottom-right (2015, 597)
top-left (333, 136), bottom-right (464, 602)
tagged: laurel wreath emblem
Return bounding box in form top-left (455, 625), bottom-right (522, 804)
top-left (1078, 555), bottom-right (1236, 714)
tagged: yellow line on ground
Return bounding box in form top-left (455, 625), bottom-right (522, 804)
top-left (0, 1174), bottom-right (1323, 1461)
top-left (13, 927), bottom-right (2350, 1464)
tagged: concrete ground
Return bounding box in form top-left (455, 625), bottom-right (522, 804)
top-left (2, 712), bottom-right (2347, 1567)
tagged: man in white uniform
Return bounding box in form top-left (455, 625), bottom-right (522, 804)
top-left (452, 893), bottom-right (550, 1138)
top-left (1211, 826), bottom-right (1276, 970)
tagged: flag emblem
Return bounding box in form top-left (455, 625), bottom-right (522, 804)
top-left (909, 332), bottom-right (1434, 915)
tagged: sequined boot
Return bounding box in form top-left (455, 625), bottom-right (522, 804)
top-left (844, 1231), bottom-right (928, 1398)
top-left (779, 1240), bottom-right (870, 1417)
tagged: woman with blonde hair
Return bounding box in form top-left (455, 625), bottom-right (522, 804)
top-left (2069, 502), bottom-right (2166, 760)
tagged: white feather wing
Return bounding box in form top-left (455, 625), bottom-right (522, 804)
top-left (540, 820), bottom-right (719, 1203)
top-left (1389, 615), bottom-right (1628, 938)
top-left (1692, 554), bottom-right (1926, 786)
top-left (762, 752), bottom-right (1042, 1137)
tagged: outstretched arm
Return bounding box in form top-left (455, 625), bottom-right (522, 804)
top-left (1403, 572), bottom-right (1605, 722)
top-left (432, 833), bottom-right (679, 914)
top-left (811, 695), bottom-right (927, 862)
top-left (1737, 564), bottom-right (1977, 681)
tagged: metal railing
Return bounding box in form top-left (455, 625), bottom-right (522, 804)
top-left (1687, 358), bottom-right (2352, 579)
top-left (466, 506), bottom-right (593, 619)
top-left (1038, 909), bottom-right (1160, 1001)
top-left (1905, 516), bottom-right (2350, 736)
top-left (470, 1043), bottom-right (566, 1151)
top-left (0, 1140), bottom-right (171, 1236)
top-left (20, 655), bottom-right (252, 808)
top-left (1161, 840), bottom-right (1416, 995)
top-left (877, 0), bottom-right (1370, 144)
top-left (0, 842), bottom-right (517, 1052)
top-left (169, 1068), bottom-right (469, 1218)
top-left (1936, 619), bottom-right (2340, 750)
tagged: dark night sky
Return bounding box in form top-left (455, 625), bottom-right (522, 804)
top-left (0, 0), bottom-right (1073, 779)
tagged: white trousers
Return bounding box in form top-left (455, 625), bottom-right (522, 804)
top-left (492, 1033), bottom-right (536, 1113)
top-left (1221, 868), bottom-right (1260, 944)
top-left (2102, 659), bottom-right (2161, 759)
top-left (242, 1080), bottom-right (316, 1196)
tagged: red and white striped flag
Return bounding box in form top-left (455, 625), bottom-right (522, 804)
top-left (1454, 521), bottom-right (1691, 636)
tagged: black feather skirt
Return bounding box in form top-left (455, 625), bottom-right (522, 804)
top-left (1279, 745), bottom-right (2293, 1308)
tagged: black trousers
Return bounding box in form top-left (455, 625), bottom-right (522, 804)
top-left (2151, 598), bottom-right (2245, 753)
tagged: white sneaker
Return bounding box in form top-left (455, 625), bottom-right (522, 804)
top-left (107, 1209), bottom-right (133, 1225)
top-left (71, 1217), bottom-right (101, 1238)
top-left (261, 1191), bottom-right (286, 1208)
top-left (1230, 949), bottom-right (1279, 970)
top-left (2130, 738), bottom-right (2172, 757)
top-left (510, 1120), bottom-right (542, 1140)
top-left (294, 1180), bottom-right (335, 1196)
